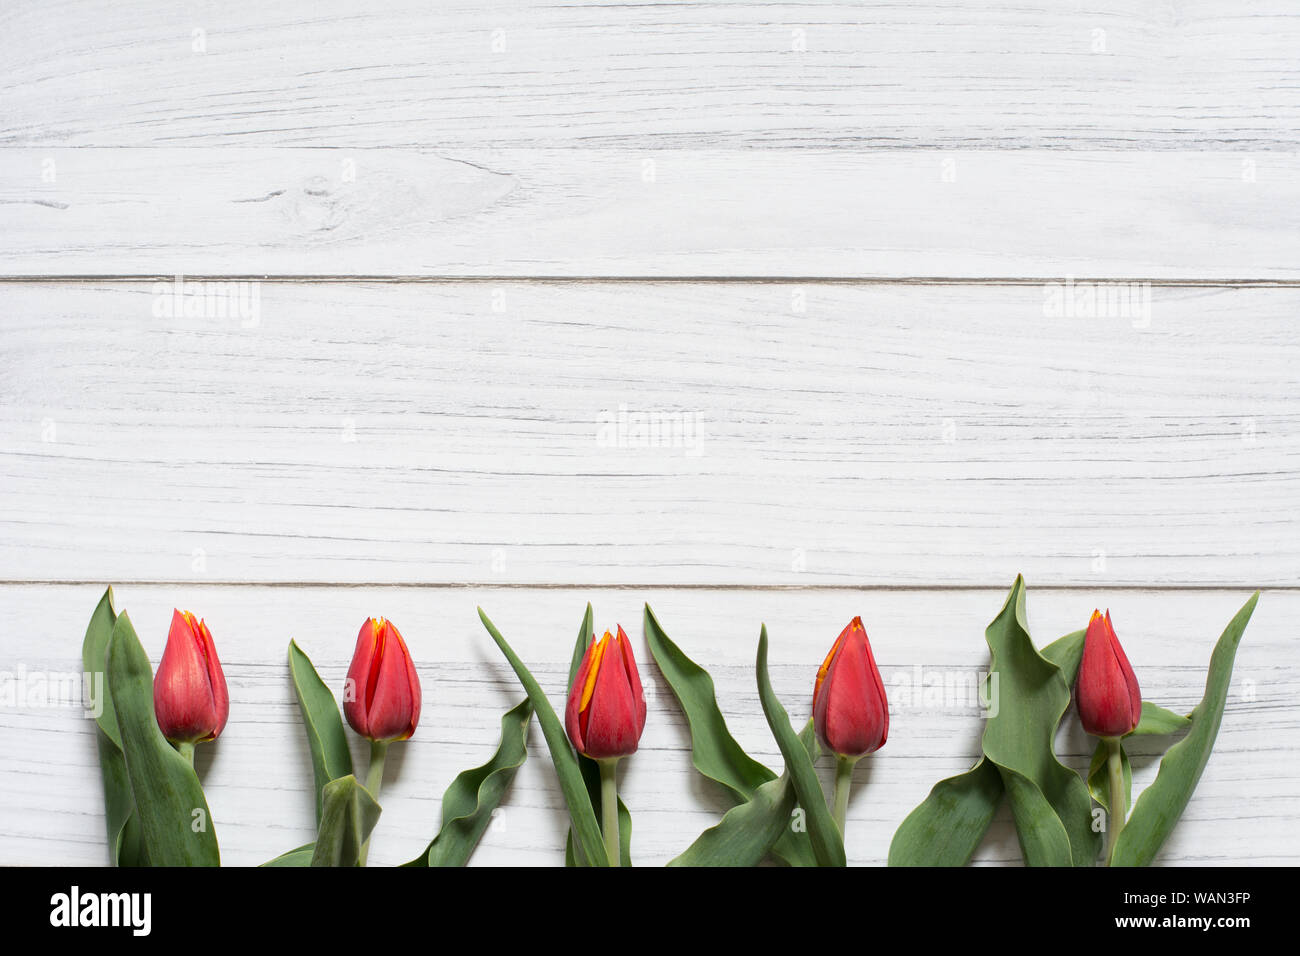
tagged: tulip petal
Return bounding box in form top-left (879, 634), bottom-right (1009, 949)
top-left (365, 620), bottom-right (422, 741)
top-left (616, 625), bottom-right (648, 735)
top-left (1106, 610), bottom-right (1142, 729)
top-left (342, 619), bottom-right (378, 739)
top-left (580, 630), bottom-right (641, 759)
top-left (153, 609), bottom-right (221, 744)
top-left (813, 619), bottom-right (888, 757)
top-left (195, 618), bottom-right (229, 740)
top-left (565, 638), bottom-right (597, 755)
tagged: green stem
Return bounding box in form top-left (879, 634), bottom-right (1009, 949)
top-left (832, 755), bottom-right (858, 836)
top-left (177, 741), bottom-right (195, 768)
top-left (359, 739), bottom-right (389, 867)
top-left (599, 758), bottom-right (620, 866)
top-left (1104, 736), bottom-right (1124, 866)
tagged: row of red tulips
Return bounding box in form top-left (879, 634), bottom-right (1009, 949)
top-left (151, 601), bottom-right (1146, 863)
top-left (158, 607), bottom-right (1137, 756)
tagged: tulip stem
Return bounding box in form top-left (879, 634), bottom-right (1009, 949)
top-left (599, 758), bottom-right (620, 866)
top-left (1104, 736), bottom-right (1125, 865)
top-left (358, 739), bottom-right (389, 867)
top-left (176, 741), bottom-right (195, 768)
top-left (832, 755), bottom-right (858, 836)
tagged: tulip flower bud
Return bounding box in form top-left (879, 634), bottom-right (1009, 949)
top-left (813, 617), bottom-right (888, 758)
top-left (1076, 609), bottom-right (1141, 738)
top-left (343, 617), bottom-right (422, 742)
top-left (565, 625), bottom-right (647, 760)
top-left (153, 609), bottom-right (230, 745)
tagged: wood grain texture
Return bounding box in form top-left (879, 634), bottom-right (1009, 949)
top-left (1, 584), bottom-right (1290, 867)
top-left (2, 281), bottom-right (1295, 587)
top-left (3, 0), bottom-right (1296, 871)
top-left (4, 148), bottom-right (1300, 277)
top-left (5, 2), bottom-right (1299, 150)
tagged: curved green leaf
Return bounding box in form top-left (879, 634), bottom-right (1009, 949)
top-left (1086, 703), bottom-right (1191, 818)
top-left (261, 843), bottom-right (315, 867)
top-left (1111, 592), bottom-right (1259, 867)
top-left (1087, 739), bottom-right (1133, 817)
top-left (1131, 701), bottom-right (1193, 737)
top-left (478, 607), bottom-right (609, 866)
top-left (670, 776), bottom-right (793, 867)
top-left (1001, 767), bottom-right (1074, 866)
top-left (889, 583), bottom-right (1098, 866)
top-left (670, 721), bottom-right (817, 867)
top-left (644, 603), bottom-right (774, 799)
top-left (404, 698), bottom-right (533, 867)
top-left (981, 576), bottom-right (1098, 866)
top-left (755, 625), bottom-right (845, 867)
top-left (1040, 628), bottom-right (1086, 682)
top-left (888, 758), bottom-right (1004, 866)
top-left (644, 604), bottom-right (814, 867)
top-left (81, 588), bottom-right (144, 866)
top-left (107, 611), bottom-right (220, 866)
top-left (82, 587), bottom-right (123, 747)
top-left (288, 639), bottom-right (354, 825)
top-left (310, 775), bottom-right (381, 867)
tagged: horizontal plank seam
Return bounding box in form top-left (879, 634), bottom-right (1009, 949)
top-left (2, 276), bottom-right (1300, 287)
top-left (0, 580), bottom-right (1281, 592)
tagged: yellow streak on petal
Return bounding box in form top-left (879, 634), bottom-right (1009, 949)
top-left (814, 632), bottom-right (843, 700)
top-left (579, 632), bottom-right (611, 711)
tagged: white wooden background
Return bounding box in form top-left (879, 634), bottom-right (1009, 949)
top-left (2, 1), bottom-right (1297, 866)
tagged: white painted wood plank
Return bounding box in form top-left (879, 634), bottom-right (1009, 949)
top-left (4, 2), bottom-right (1299, 150)
top-left (4, 149), bottom-right (1298, 278)
top-left (1, 584), bottom-right (1290, 866)
top-left (3, 281), bottom-right (1295, 587)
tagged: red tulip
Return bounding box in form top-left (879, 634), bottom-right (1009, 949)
top-left (813, 617), bottom-right (888, 758)
top-left (1076, 609), bottom-right (1141, 737)
top-left (565, 625), bottom-right (647, 760)
top-left (343, 617), bottom-right (421, 742)
top-left (154, 609), bottom-right (229, 744)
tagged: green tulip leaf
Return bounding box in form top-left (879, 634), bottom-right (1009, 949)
top-left (643, 603), bottom-right (773, 799)
top-left (81, 588), bottom-right (145, 866)
top-left (670, 776), bottom-right (794, 867)
top-left (755, 625), bottom-right (845, 867)
top-left (888, 757), bottom-right (1004, 866)
top-left (1087, 739), bottom-right (1133, 817)
top-left (1131, 701), bottom-right (1193, 737)
top-left (1085, 702), bottom-right (1192, 821)
top-left (1111, 592), bottom-right (1259, 867)
top-left (644, 603), bottom-right (815, 867)
top-left (404, 697), bottom-right (533, 867)
top-left (106, 611), bottom-right (220, 866)
top-left (562, 605), bottom-right (632, 867)
top-left (981, 576), bottom-right (1099, 866)
top-left (478, 607), bottom-right (609, 866)
top-left (287, 639), bottom-right (354, 826)
top-left (310, 774), bottom-right (381, 867)
top-left (1040, 628), bottom-right (1086, 684)
top-left (670, 720), bottom-right (817, 867)
top-left (261, 843), bottom-right (316, 867)
top-left (888, 588), bottom-right (1099, 867)
top-left (1001, 767), bottom-right (1075, 865)
top-left (83, 587), bottom-right (123, 747)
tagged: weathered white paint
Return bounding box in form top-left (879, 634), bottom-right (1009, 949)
top-left (3, 149), bottom-right (1299, 278)
top-left (5, 2), bottom-right (1299, 150)
top-left (1, 282), bottom-right (1295, 587)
